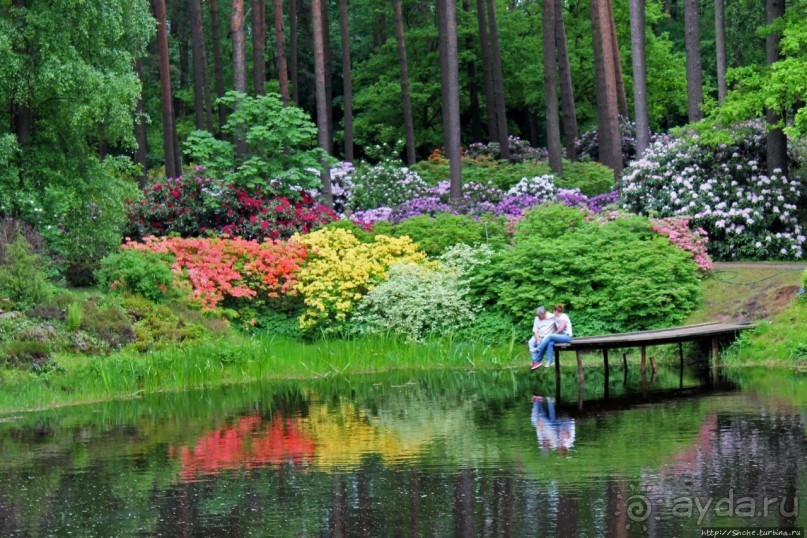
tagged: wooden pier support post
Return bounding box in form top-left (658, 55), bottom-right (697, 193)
top-left (622, 353), bottom-right (628, 386)
top-left (578, 380), bottom-right (584, 411)
top-left (711, 337), bottom-right (720, 386)
top-left (576, 350), bottom-right (584, 382)
top-left (603, 349), bottom-right (610, 399)
top-left (555, 351), bottom-right (561, 401)
top-left (649, 356), bottom-right (657, 373)
top-left (678, 342), bottom-right (684, 389)
top-left (640, 346), bottom-right (647, 374)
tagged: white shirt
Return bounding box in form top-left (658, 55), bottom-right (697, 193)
top-left (554, 313), bottom-right (573, 337)
top-left (532, 314), bottom-right (556, 338)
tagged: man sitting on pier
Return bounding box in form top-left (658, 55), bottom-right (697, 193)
top-left (528, 306), bottom-right (555, 370)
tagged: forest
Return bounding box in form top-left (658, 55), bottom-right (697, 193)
top-left (0, 0), bottom-right (805, 399)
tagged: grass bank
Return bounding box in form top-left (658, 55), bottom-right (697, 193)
top-left (0, 333), bottom-right (522, 413)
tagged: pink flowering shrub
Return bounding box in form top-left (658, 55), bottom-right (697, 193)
top-left (123, 236), bottom-right (308, 309)
top-left (126, 172), bottom-right (336, 241)
top-left (651, 217), bottom-right (713, 274)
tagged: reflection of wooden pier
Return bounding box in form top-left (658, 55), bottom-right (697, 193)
top-left (554, 321), bottom-right (756, 384)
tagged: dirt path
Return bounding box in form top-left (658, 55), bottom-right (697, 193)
top-left (714, 262), bottom-right (806, 270)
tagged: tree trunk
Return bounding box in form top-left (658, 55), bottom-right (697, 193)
top-left (290, 0), bottom-right (299, 105)
top-left (232, 0), bottom-right (248, 94)
top-left (590, 0), bottom-right (622, 179)
top-left (630, 0), bottom-right (650, 156)
top-left (606, 0), bottom-right (629, 118)
top-left (209, 0), bottom-right (227, 129)
top-left (274, 0), bottom-right (290, 104)
top-left (437, 0), bottom-right (462, 200)
top-left (475, 0), bottom-right (497, 142)
top-left (684, 0), bottom-right (703, 121)
top-left (176, 19), bottom-right (190, 119)
top-left (312, 0), bottom-right (334, 207)
top-left (252, 0), bottom-right (266, 95)
top-left (555, 5), bottom-right (577, 161)
top-left (543, 0), bottom-right (562, 175)
top-left (153, 0), bottom-right (180, 178)
top-left (394, 0), bottom-right (416, 165)
top-left (232, 0), bottom-right (248, 156)
top-left (486, 0), bottom-right (509, 158)
top-left (714, 0), bottom-right (727, 103)
top-left (766, 0), bottom-right (787, 176)
top-left (338, 0), bottom-right (353, 161)
top-left (190, 0), bottom-right (208, 130)
top-left (134, 59), bottom-right (149, 186)
top-left (321, 0), bottom-right (334, 153)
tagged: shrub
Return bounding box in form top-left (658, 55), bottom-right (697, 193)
top-left (184, 92), bottom-right (324, 195)
top-left (389, 214), bottom-right (508, 256)
top-left (97, 249), bottom-right (178, 302)
top-left (454, 311), bottom-right (517, 345)
top-left (348, 161), bottom-right (429, 212)
top-left (621, 122), bottom-right (805, 260)
top-left (0, 234), bottom-right (52, 309)
top-left (126, 173), bottom-right (336, 241)
top-left (650, 217), bottom-right (713, 273)
top-left (354, 262), bottom-right (477, 341)
top-left (294, 228), bottom-right (429, 331)
top-left (471, 205), bottom-right (703, 336)
top-left (575, 116), bottom-right (637, 168)
top-left (80, 301), bottom-right (136, 350)
top-left (4, 339), bottom-right (51, 368)
top-left (329, 161), bottom-right (357, 215)
top-left (124, 236), bottom-right (308, 310)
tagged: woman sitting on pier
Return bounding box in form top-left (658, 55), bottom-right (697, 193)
top-left (530, 304), bottom-right (573, 370)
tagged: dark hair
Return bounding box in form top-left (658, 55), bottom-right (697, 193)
top-left (553, 304), bottom-right (565, 313)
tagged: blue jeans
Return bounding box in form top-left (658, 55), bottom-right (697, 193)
top-left (534, 334), bottom-right (572, 365)
top-left (528, 336), bottom-right (541, 362)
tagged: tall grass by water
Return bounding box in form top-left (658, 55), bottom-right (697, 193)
top-left (0, 332), bottom-right (522, 413)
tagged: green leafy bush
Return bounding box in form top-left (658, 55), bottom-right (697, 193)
top-left (471, 205), bottom-right (703, 336)
top-left (80, 300), bottom-right (136, 350)
top-left (4, 339), bottom-right (51, 368)
top-left (455, 311), bottom-right (517, 345)
top-left (0, 234), bottom-right (52, 309)
top-left (97, 250), bottom-right (177, 302)
top-left (354, 262), bottom-right (478, 342)
top-left (391, 214), bottom-right (509, 256)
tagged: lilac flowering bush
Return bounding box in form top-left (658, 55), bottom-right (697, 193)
top-left (621, 123), bottom-right (805, 260)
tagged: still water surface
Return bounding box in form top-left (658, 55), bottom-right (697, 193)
top-left (0, 366), bottom-right (805, 536)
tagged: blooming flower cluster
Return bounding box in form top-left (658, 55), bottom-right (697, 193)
top-left (328, 161), bottom-right (356, 215)
top-left (621, 122), bottom-right (805, 260)
top-left (650, 217), bottom-right (713, 273)
top-left (293, 228), bottom-right (430, 330)
top-left (346, 162), bottom-right (429, 212)
top-left (464, 136), bottom-right (549, 162)
top-left (127, 172), bottom-right (337, 242)
top-left (123, 236), bottom-right (308, 309)
top-left (576, 116), bottom-right (638, 167)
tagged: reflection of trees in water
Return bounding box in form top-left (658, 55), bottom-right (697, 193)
top-left (638, 410), bottom-right (806, 528)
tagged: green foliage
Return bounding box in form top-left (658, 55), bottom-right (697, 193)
top-left (66, 302), bottom-right (83, 332)
top-left (185, 92), bottom-right (325, 194)
top-left (455, 311), bottom-right (517, 346)
top-left (80, 300), bottom-right (136, 351)
top-left (97, 249), bottom-right (177, 302)
top-left (317, 219), bottom-right (376, 243)
top-left (0, 234), bottom-right (52, 309)
top-left (4, 339), bottom-right (51, 369)
top-left (348, 160), bottom-right (428, 212)
top-left (354, 263), bottom-right (478, 342)
top-left (391, 214), bottom-right (509, 256)
top-left (471, 205), bottom-right (703, 336)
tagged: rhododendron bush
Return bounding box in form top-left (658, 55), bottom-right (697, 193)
top-left (126, 172), bottom-right (336, 241)
top-left (123, 236), bottom-right (308, 309)
top-left (621, 122), bottom-right (805, 260)
top-left (293, 228), bottom-right (429, 331)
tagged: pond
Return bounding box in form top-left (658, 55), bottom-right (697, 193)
top-left (0, 364), bottom-right (805, 536)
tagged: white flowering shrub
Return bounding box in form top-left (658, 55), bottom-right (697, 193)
top-left (353, 262), bottom-right (479, 342)
top-left (348, 161), bottom-right (429, 212)
top-left (505, 174), bottom-right (558, 200)
top-left (622, 124), bottom-right (805, 260)
top-left (329, 161), bottom-right (356, 215)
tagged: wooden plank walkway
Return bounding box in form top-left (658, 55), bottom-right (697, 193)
top-left (550, 321), bottom-right (756, 384)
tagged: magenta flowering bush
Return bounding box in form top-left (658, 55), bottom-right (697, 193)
top-left (650, 217), bottom-right (713, 273)
top-left (126, 172), bottom-right (337, 241)
top-left (622, 122), bottom-right (805, 260)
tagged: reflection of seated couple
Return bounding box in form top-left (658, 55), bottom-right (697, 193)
top-left (531, 395), bottom-right (575, 453)
top-left (529, 305), bottom-right (573, 371)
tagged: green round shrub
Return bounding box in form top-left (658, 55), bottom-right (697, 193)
top-left (471, 205), bottom-right (703, 336)
top-left (97, 249), bottom-right (177, 302)
top-left (392, 213), bottom-right (508, 256)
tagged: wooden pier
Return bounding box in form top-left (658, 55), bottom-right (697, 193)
top-left (552, 321), bottom-right (756, 385)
